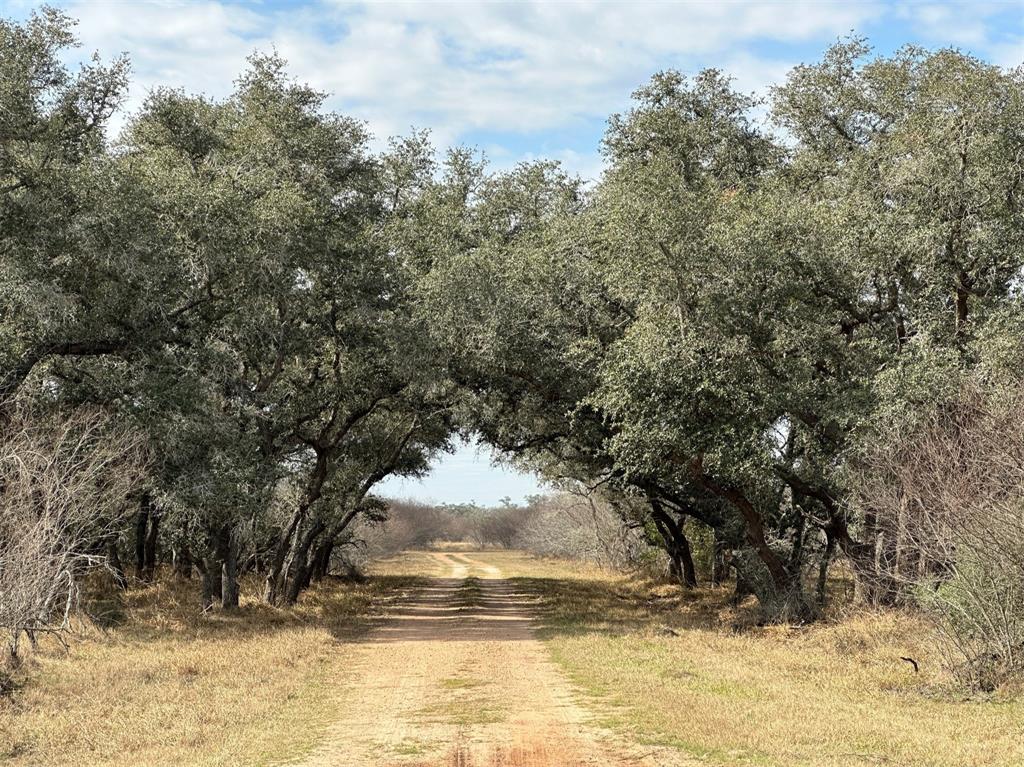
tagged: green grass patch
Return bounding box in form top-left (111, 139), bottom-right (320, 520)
top-left (415, 697), bottom-right (506, 726)
top-left (440, 675), bottom-right (485, 690)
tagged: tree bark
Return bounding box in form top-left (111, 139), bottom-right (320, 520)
top-left (173, 542), bottom-right (193, 579)
top-left (816, 529), bottom-right (836, 607)
top-left (198, 557), bottom-right (221, 610)
top-left (106, 538), bottom-right (128, 591)
top-left (651, 502), bottom-right (697, 588)
top-left (217, 526), bottom-right (239, 610)
top-left (134, 496), bottom-right (149, 580)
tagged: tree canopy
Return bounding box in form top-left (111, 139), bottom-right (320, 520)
top-left (2, 9), bottom-right (1022, 631)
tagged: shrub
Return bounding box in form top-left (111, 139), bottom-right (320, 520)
top-left (855, 380), bottom-right (1024, 690)
top-left (0, 406), bottom-right (144, 672)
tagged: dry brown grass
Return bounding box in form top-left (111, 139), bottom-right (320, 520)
top-left (0, 570), bottom-right (421, 766)
top-left (485, 552), bottom-right (1024, 767)
top-left (4, 550), bottom-right (1021, 767)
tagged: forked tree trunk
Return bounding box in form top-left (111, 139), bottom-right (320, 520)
top-left (651, 502), bottom-right (698, 589)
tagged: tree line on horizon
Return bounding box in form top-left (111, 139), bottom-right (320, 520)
top-left (3, 9), bottom-right (1023, 688)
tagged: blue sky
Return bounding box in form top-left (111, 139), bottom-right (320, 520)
top-left (3, 0), bottom-right (1020, 502)
top-left (378, 438), bottom-right (548, 506)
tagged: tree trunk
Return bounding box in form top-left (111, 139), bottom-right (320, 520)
top-left (143, 505), bottom-right (160, 581)
top-left (816, 529), bottom-right (836, 607)
top-left (106, 538), bottom-right (128, 591)
top-left (651, 502), bottom-right (698, 589)
top-left (217, 526), bottom-right (239, 610)
top-left (173, 542), bottom-right (193, 579)
top-left (284, 520), bottom-right (325, 605)
top-left (692, 467), bottom-right (797, 598)
top-left (134, 496), bottom-right (149, 580)
top-left (199, 558), bottom-right (221, 610)
top-left (311, 538), bottom-right (334, 582)
top-left (266, 451), bottom-right (332, 605)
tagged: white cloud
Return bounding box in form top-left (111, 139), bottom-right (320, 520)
top-left (57, 2), bottom-right (882, 143)
top-left (48, 0), bottom-right (1017, 172)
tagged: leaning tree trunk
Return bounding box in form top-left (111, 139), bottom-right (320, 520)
top-left (283, 520), bottom-right (325, 605)
top-left (311, 537), bottom-right (335, 582)
top-left (651, 502), bottom-right (698, 589)
top-left (266, 451), bottom-right (332, 605)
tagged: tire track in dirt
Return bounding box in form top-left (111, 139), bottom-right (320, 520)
top-left (281, 551), bottom-right (663, 767)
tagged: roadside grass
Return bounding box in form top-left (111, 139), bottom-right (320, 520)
top-left (369, 549), bottom-right (451, 577)
top-left (7, 548), bottom-right (1021, 767)
top-left (505, 560), bottom-right (1024, 767)
top-left (0, 571), bottom-right (423, 767)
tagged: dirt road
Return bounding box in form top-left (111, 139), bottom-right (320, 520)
top-left (283, 551), bottom-right (652, 767)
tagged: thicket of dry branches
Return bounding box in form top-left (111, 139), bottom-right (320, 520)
top-left (0, 405), bottom-right (145, 673)
top-left (512, 492), bottom-right (651, 570)
top-left (355, 492), bottom-right (650, 572)
top-left (856, 381), bottom-right (1024, 690)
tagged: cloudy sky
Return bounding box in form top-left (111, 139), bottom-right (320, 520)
top-left (5, 1), bottom-right (1022, 181)
top-left (4, 0), bottom-right (1021, 502)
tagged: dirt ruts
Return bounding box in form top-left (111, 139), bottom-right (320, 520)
top-left (282, 551), bottom-right (657, 767)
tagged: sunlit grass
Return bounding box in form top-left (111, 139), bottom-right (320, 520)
top-left (5, 549), bottom-right (1021, 767)
top-left (372, 549), bottom-right (1024, 766)
top-left (514, 562), bottom-right (1024, 767)
top-left (0, 571), bottom-right (420, 766)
